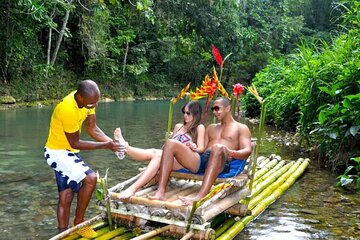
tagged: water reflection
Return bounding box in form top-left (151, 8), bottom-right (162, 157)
top-left (0, 100), bottom-right (358, 239)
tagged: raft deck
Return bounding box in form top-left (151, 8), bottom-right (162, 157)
top-left (100, 144), bottom-right (257, 235)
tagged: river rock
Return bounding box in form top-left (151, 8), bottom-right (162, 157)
top-left (0, 95), bottom-right (16, 104)
top-left (0, 170), bottom-right (32, 183)
top-left (299, 209), bottom-right (319, 215)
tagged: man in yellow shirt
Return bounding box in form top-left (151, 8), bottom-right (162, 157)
top-left (44, 80), bottom-right (122, 237)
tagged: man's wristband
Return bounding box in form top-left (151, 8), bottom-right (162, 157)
top-left (231, 151), bottom-right (237, 159)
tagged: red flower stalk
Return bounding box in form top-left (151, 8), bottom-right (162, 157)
top-left (233, 83), bottom-right (245, 121)
top-left (233, 83), bottom-right (245, 97)
top-left (211, 45), bottom-right (223, 68)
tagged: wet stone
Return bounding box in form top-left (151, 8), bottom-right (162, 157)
top-left (300, 209), bottom-right (319, 215)
top-left (304, 219), bottom-right (321, 224)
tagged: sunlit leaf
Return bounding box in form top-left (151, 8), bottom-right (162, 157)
top-left (340, 176), bottom-right (353, 186)
top-left (328, 132), bottom-right (338, 139)
top-left (96, 189), bottom-right (103, 201)
top-left (349, 126), bottom-right (360, 136)
top-left (318, 110), bottom-right (327, 124)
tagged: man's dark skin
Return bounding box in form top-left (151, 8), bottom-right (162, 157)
top-left (57, 80), bottom-right (121, 230)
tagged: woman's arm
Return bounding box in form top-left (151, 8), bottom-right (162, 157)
top-left (194, 124), bottom-right (206, 153)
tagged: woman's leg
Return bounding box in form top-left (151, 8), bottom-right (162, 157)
top-left (114, 127), bottom-right (158, 161)
top-left (118, 150), bottom-right (162, 199)
top-left (151, 139), bottom-right (201, 200)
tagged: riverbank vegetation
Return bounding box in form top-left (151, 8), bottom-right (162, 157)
top-left (1, 0), bottom-right (340, 101)
top-left (0, 0), bottom-right (358, 189)
top-left (243, 0), bottom-right (359, 190)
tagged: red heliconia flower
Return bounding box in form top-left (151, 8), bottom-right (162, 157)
top-left (211, 45), bottom-right (223, 68)
top-left (233, 83), bottom-right (245, 97)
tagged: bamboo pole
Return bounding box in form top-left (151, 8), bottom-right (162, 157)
top-left (252, 159), bottom-right (279, 181)
top-left (110, 195), bottom-right (189, 212)
top-left (216, 158), bottom-right (309, 240)
top-left (49, 214), bottom-right (104, 240)
top-left (199, 188), bottom-right (250, 223)
top-left (169, 172), bottom-right (248, 186)
top-left (253, 160), bottom-right (285, 186)
top-left (180, 231), bottom-right (194, 240)
top-left (131, 225), bottom-right (170, 240)
top-left (109, 172), bottom-right (143, 192)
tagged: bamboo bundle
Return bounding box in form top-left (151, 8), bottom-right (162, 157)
top-left (214, 218), bottom-right (236, 238)
top-left (253, 160), bottom-right (285, 186)
top-left (250, 159), bottom-right (309, 215)
top-left (250, 161), bottom-right (295, 199)
top-left (249, 160), bottom-right (303, 210)
top-left (216, 158), bottom-right (309, 240)
top-left (252, 159), bottom-right (279, 181)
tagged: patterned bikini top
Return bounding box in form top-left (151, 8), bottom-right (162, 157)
top-left (172, 132), bottom-right (193, 144)
top-left (172, 125), bottom-right (193, 144)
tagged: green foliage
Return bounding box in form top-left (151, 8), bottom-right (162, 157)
top-left (337, 157), bottom-right (360, 191)
top-left (0, 0), bottom-right (340, 100)
top-left (244, 0), bottom-right (360, 176)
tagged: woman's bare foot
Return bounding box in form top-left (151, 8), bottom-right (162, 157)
top-left (114, 128), bottom-right (128, 159)
top-left (114, 127), bottom-right (125, 143)
top-left (117, 187), bottom-right (136, 199)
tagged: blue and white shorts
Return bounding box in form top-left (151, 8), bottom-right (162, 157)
top-left (44, 147), bottom-right (94, 192)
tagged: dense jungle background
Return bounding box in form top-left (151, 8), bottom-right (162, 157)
top-left (0, 0), bottom-right (359, 189)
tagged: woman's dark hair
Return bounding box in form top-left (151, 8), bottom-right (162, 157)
top-left (182, 101), bottom-right (203, 143)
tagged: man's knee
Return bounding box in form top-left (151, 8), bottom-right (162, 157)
top-left (59, 189), bottom-right (73, 206)
top-left (211, 144), bottom-right (226, 156)
top-left (83, 173), bottom-right (97, 187)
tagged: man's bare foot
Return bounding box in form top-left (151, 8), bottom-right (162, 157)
top-left (117, 187), bottom-right (136, 199)
top-left (148, 192), bottom-right (166, 201)
top-left (179, 196), bottom-right (201, 206)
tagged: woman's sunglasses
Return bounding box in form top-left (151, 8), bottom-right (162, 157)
top-left (182, 110), bottom-right (191, 115)
top-left (211, 106), bottom-right (220, 111)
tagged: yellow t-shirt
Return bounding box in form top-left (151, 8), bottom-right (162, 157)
top-left (45, 91), bottom-right (96, 152)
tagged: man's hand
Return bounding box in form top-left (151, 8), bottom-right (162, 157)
top-left (107, 140), bottom-right (124, 152)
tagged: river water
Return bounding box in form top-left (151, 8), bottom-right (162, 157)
top-left (0, 100), bottom-right (358, 240)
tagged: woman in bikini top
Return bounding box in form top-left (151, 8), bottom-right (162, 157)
top-left (114, 101), bottom-right (205, 199)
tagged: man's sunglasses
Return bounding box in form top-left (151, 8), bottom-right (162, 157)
top-left (211, 106), bottom-right (220, 111)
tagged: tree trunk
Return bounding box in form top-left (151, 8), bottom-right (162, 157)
top-left (50, 1), bottom-right (72, 66)
top-left (122, 42), bottom-right (129, 78)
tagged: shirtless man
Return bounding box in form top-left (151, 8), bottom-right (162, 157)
top-left (150, 97), bottom-right (252, 205)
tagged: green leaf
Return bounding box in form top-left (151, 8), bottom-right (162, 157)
top-left (318, 86), bottom-right (333, 96)
top-left (342, 98), bottom-right (351, 108)
top-left (344, 165), bottom-right (354, 175)
top-left (96, 189), bottom-right (103, 201)
top-left (351, 157), bottom-right (360, 163)
top-left (346, 93), bottom-right (360, 101)
top-left (318, 110), bottom-right (327, 124)
top-left (349, 126), bottom-right (360, 136)
top-left (328, 132), bottom-right (338, 139)
top-left (340, 177), bottom-right (353, 186)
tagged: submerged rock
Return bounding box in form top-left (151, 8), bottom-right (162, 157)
top-left (0, 171), bottom-right (33, 183)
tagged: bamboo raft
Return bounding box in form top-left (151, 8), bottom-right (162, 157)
top-left (50, 154), bottom-right (310, 240)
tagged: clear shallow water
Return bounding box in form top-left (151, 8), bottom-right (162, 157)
top-left (0, 100), bottom-right (358, 240)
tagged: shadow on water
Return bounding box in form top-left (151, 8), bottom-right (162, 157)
top-left (0, 100), bottom-right (359, 239)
